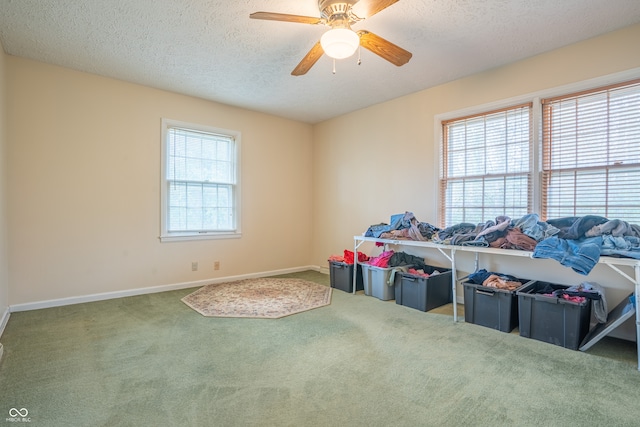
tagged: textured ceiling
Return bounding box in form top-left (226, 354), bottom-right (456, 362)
top-left (1, 0), bottom-right (640, 124)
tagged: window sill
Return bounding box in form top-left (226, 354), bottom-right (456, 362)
top-left (160, 232), bottom-right (242, 243)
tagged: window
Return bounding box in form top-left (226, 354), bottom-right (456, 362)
top-left (440, 103), bottom-right (532, 227)
top-left (160, 119), bottom-right (240, 241)
top-left (542, 79), bottom-right (640, 223)
top-left (438, 77), bottom-right (640, 228)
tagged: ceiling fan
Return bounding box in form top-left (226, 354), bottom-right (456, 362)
top-left (250, 0), bottom-right (412, 76)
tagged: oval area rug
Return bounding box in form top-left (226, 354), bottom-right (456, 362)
top-left (181, 278), bottom-right (332, 318)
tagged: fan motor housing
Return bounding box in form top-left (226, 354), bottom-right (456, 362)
top-left (319, 0), bottom-right (358, 20)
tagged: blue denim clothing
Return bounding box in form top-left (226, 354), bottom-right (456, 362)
top-left (436, 218), bottom-right (511, 246)
top-left (434, 223), bottom-right (478, 244)
top-left (460, 237), bottom-right (490, 247)
top-left (417, 222), bottom-right (440, 240)
top-left (585, 219), bottom-right (640, 238)
top-left (364, 213), bottom-right (405, 238)
top-left (365, 212), bottom-right (440, 240)
top-left (546, 216), bottom-right (608, 240)
top-left (475, 216), bottom-right (511, 242)
top-left (513, 213), bottom-right (559, 241)
top-left (467, 268), bottom-right (519, 284)
top-left (448, 223), bottom-right (486, 245)
top-left (600, 235), bottom-right (640, 259)
top-left (532, 236), bottom-right (603, 275)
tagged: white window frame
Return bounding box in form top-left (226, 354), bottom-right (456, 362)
top-left (439, 102), bottom-right (534, 227)
top-left (435, 68), bottom-right (640, 228)
top-left (160, 118), bottom-right (241, 242)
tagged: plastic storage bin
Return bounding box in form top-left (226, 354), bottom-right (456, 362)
top-left (517, 281), bottom-right (591, 350)
top-left (396, 266), bottom-right (452, 312)
top-left (462, 277), bottom-right (533, 333)
top-left (361, 264), bottom-right (410, 301)
top-left (329, 261), bottom-right (364, 293)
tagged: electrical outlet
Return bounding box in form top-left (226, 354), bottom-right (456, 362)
top-left (214, 261), bottom-right (220, 270)
top-left (192, 261), bottom-right (198, 271)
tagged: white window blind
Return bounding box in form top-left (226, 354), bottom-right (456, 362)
top-left (440, 103), bottom-right (532, 227)
top-left (542, 79), bottom-right (640, 222)
top-left (161, 121), bottom-right (239, 240)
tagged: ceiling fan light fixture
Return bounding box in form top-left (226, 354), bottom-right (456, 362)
top-left (320, 28), bottom-right (359, 59)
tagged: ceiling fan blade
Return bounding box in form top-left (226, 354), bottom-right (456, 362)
top-left (291, 42), bottom-right (325, 76)
top-left (357, 30), bottom-right (412, 66)
top-left (250, 12), bottom-right (323, 25)
top-left (353, 0), bottom-right (399, 19)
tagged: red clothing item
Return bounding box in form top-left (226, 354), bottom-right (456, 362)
top-left (342, 250), bottom-right (369, 265)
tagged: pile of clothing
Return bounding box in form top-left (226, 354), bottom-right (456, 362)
top-left (362, 212), bottom-right (640, 275)
top-left (531, 281), bottom-right (607, 323)
top-left (328, 249), bottom-right (368, 265)
top-left (364, 212), bottom-right (439, 241)
top-left (365, 250), bottom-right (432, 271)
top-left (466, 269), bottom-right (525, 291)
top-left (360, 250), bottom-right (445, 281)
top-left (406, 268), bottom-right (442, 278)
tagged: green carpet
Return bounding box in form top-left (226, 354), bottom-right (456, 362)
top-left (1, 270), bottom-right (639, 426)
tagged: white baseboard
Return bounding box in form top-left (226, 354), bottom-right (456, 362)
top-left (318, 265), bottom-right (331, 275)
top-left (1, 304), bottom-right (8, 363)
top-left (0, 306), bottom-right (9, 337)
top-left (9, 265), bottom-right (324, 313)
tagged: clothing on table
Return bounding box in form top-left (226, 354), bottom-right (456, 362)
top-left (448, 223), bottom-right (486, 245)
top-left (546, 216), bottom-right (608, 240)
top-left (585, 219), bottom-right (640, 238)
top-left (379, 228), bottom-right (413, 240)
top-left (532, 236), bottom-right (603, 275)
top-left (364, 213), bottom-right (405, 238)
top-left (600, 235), bottom-right (640, 259)
top-left (365, 211), bottom-right (440, 241)
top-left (475, 216), bottom-right (512, 242)
top-left (489, 228), bottom-right (538, 251)
top-left (513, 213), bottom-right (559, 241)
top-left (380, 212), bottom-right (429, 241)
top-left (434, 223), bottom-right (479, 244)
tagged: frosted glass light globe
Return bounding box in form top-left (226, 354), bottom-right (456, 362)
top-left (320, 28), bottom-right (359, 59)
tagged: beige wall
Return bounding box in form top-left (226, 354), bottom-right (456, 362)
top-left (312, 24), bottom-right (640, 318)
top-left (0, 43), bottom-right (8, 318)
top-left (4, 22), bottom-right (640, 311)
top-left (6, 57), bottom-right (314, 305)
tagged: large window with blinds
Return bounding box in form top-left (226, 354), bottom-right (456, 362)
top-left (440, 104), bottom-right (532, 227)
top-left (439, 78), bottom-right (640, 228)
top-left (160, 119), bottom-right (241, 241)
top-left (541, 79), bottom-right (640, 223)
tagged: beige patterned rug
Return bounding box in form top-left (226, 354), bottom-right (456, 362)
top-left (181, 278), bottom-right (332, 318)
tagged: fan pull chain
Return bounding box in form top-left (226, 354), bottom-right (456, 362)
top-left (357, 46), bottom-right (361, 65)
top-left (332, 59), bottom-right (336, 74)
